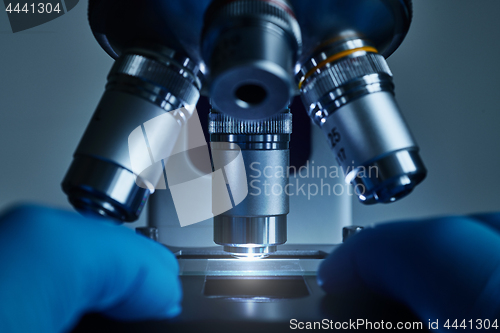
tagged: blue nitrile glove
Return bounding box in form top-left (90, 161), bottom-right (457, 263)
top-left (0, 204), bottom-right (182, 333)
top-left (318, 214), bottom-right (500, 330)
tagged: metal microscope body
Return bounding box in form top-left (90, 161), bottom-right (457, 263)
top-left (63, 0), bottom-right (428, 330)
top-left (63, 1), bottom-right (425, 257)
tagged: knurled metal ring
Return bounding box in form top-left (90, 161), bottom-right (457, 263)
top-left (110, 54), bottom-right (200, 106)
top-left (209, 111), bottom-right (292, 135)
top-left (300, 53), bottom-right (392, 107)
top-left (203, 0), bottom-right (302, 50)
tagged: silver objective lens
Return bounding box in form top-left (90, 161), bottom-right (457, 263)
top-left (210, 110), bottom-right (292, 257)
top-left (202, 0), bottom-right (301, 120)
top-left (62, 45), bottom-right (202, 222)
top-left (298, 38), bottom-right (426, 204)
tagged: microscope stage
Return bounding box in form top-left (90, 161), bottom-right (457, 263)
top-left (72, 244), bottom-right (427, 332)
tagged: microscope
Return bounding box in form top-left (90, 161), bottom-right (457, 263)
top-left (63, 0), bottom-right (426, 330)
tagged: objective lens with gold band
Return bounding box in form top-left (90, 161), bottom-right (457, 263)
top-left (297, 37), bottom-right (426, 204)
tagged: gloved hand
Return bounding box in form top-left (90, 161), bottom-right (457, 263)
top-left (0, 204), bottom-right (181, 333)
top-left (318, 214), bottom-right (500, 330)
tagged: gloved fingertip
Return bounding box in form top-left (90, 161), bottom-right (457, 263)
top-left (316, 274), bottom-right (324, 288)
top-left (317, 256), bottom-right (334, 288)
top-left (101, 283), bottom-right (182, 321)
top-left (469, 212), bottom-right (500, 233)
top-left (163, 305), bottom-right (182, 319)
top-left (316, 243), bottom-right (361, 295)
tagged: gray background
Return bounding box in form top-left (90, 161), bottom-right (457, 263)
top-left (0, 1), bottom-right (499, 230)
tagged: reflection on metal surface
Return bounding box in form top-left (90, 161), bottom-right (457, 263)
top-left (230, 251), bottom-right (272, 260)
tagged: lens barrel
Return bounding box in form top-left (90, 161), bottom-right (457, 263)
top-left (298, 38), bottom-right (426, 204)
top-left (62, 46), bottom-right (202, 221)
top-left (202, 0), bottom-right (301, 120)
top-left (210, 110), bottom-right (292, 257)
